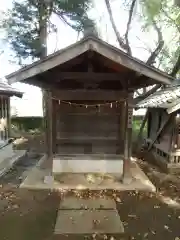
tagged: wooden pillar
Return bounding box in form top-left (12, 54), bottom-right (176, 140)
top-left (7, 97), bottom-right (11, 139)
top-left (1, 96), bottom-right (4, 140)
top-left (119, 102), bottom-right (126, 142)
top-left (44, 89), bottom-right (53, 171)
top-left (0, 96), bottom-right (2, 141)
top-left (4, 97), bottom-right (8, 140)
top-left (52, 99), bottom-right (57, 153)
top-left (122, 94), bottom-right (133, 184)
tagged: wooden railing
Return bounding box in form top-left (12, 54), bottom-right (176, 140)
top-left (146, 139), bottom-right (180, 164)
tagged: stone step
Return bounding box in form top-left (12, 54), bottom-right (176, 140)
top-left (59, 196), bottom-right (116, 210)
top-left (54, 209), bottom-right (124, 234)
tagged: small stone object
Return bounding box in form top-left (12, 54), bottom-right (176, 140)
top-left (44, 175), bottom-right (54, 184)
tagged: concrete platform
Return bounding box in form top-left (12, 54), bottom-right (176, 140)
top-left (20, 156), bottom-right (156, 191)
top-left (54, 209), bottom-right (124, 234)
top-left (60, 196), bottom-right (116, 210)
top-left (53, 154), bottom-right (124, 174)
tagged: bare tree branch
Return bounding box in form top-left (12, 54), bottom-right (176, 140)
top-left (104, 0), bottom-right (129, 52)
top-left (135, 48), bottom-right (180, 102)
top-left (134, 20), bottom-right (164, 97)
top-left (146, 20), bottom-right (164, 66)
top-left (104, 0), bottom-right (174, 101)
top-left (135, 36), bottom-right (152, 53)
top-left (53, 9), bottom-right (75, 30)
top-left (124, 0), bottom-right (136, 55)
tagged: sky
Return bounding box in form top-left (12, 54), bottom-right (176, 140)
top-left (0, 0), bottom-right (157, 116)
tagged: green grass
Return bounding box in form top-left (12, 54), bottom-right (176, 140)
top-left (132, 119), bottom-right (147, 141)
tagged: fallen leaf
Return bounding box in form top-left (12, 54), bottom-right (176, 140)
top-left (92, 233), bottom-right (96, 239)
top-left (110, 237), bottom-right (115, 240)
top-left (128, 214), bottom-right (137, 218)
top-left (144, 233), bottom-right (148, 238)
top-left (116, 197), bottom-right (121, 203)
top-left (164, 225), bottom-right (169, 230)
top-left (154, 205), bottom-right (160, 209)
top-left (12, 204), bottom-right (19, 209)
top-left (123, 221), bottom-right (128, 226)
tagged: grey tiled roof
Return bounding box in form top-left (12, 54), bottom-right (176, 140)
top-left (0, 79), bottom-right (23, 98)
top-left (137, 81), bottom-right (180, 113)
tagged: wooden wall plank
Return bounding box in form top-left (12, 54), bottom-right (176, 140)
top-left (52, 89), bottom-right (127, 101)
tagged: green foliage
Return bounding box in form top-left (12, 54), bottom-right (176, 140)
top-left (54, 0), bottom-right (93, 31)
top-left (141, 0), bottom-right (163, 22)
top-left (2, 0), bottom-right (93, 62)
top-left (139, 0), bottom-right (180, 75)
top-left (11, 116), bottom-right (43, 132)
top-left (2, 1), bottom-right (41, 61)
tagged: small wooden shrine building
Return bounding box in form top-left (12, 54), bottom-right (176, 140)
top-left (5, 35), bottom-right (174, 182)
top-left (0, 79), bottom-right (23, 142)
top-left (137, 81), bottom-right (180, 172)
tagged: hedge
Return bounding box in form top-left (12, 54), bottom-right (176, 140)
top-left (11, 116), bottom-right (144, 132)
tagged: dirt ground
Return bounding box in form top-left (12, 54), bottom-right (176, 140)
top-left (0, 136), bottom-right (180, 239)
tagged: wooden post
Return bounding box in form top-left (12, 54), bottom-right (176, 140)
top-left (52, 99), bottom-right (57, 153)
top-left (7, 97), bottom-right (11, 139)
top-left (122, 94), bottom-right (133, 184)
top-left (1, 96), bottom-right (4, 141)
top-left (119, 102), bottom-right (126, 143)
top-left (44, 89), bottom-right (53, 172)
top-left (4, 97), bottom-right (7, 140)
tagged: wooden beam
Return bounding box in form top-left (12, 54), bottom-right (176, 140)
top-left (52, 89), bottom-right (127, 101)
top-left (45, 72), bottom-right (127, 82)
top-left (148, 115), bottom-right (171, 151)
